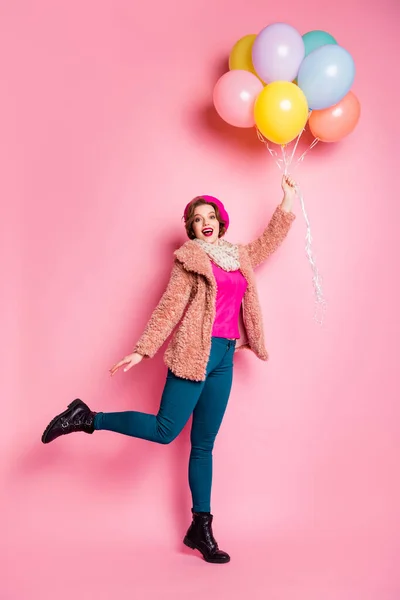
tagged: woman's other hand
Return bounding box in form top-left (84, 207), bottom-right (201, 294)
top-left (109, 352), bottom-right (144, 376)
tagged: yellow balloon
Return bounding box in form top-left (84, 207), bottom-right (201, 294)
top-left (229, 34), bottom-right (259, 78)
top-left (254, 82), bottom-right (309, 145)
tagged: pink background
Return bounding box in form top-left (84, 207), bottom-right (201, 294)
top-left (2, 0), bottom-right (399, 598)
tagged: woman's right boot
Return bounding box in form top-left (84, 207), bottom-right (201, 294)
top-left (41, 399), bottom-right (96, 444)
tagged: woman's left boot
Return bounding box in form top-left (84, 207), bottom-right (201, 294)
top-left (41, 399), bottom-right (97, 444)
top-left (183, 511), bottom-right (230, 564)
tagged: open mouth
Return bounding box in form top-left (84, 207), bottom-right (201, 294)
top-left (202, 227), bottom-right (214, 237)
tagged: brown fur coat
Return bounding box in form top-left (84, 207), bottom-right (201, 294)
top-left (134, 206), bottom-right (295, 381)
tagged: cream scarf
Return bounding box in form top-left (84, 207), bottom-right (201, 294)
top-left (194, 238), bottom-right (240, 272)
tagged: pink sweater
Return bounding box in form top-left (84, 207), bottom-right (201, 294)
top-left (211, 263), bottom-right (248, 339)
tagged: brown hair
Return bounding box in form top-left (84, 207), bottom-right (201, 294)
top-left (184, 198), bottom-right (227, 240)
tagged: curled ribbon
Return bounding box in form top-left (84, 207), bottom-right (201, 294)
top-left (256, 129), bottom-right (326, 325)
top-left (295, 184), bottom-right (326, 325)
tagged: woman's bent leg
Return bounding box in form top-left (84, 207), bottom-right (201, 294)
top-left (94, 370), bottom-right (205, 444)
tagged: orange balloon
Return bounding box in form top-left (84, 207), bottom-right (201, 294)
top-left (309, 91), bottom-right (361, 143)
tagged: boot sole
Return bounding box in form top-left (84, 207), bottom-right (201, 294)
top-left (41, 399), bottom-right (83, 444)
top-left (183, 536), bottom-right (230, 564)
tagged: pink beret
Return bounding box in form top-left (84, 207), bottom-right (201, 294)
top-left (183, 195), bottom-right (230, 231)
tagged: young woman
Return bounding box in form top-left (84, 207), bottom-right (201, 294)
top-left (41, 174), bottom-right (297, 564)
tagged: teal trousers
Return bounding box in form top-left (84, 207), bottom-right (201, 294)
top-left (94, 337), bottom-right (236, 512)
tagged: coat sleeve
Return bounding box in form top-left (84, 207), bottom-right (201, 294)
top-left (244, 206), bottom-right (296, 269)
top-left (133, 261), bottom-right (193, 358)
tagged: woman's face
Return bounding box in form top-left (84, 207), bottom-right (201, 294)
top-left (192, 204), bottom-right (220, 245)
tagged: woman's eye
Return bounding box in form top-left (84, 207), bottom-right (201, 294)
top-left (211, 215), bottom-right (216, 220)
top-left (194, 217), bottom-right (201, 223)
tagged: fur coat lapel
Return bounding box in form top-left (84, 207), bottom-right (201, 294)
top-left (174, 240), bottom-right (253, 286)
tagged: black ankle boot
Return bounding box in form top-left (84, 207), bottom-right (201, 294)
top-left (41, 399), bottom-right (96, 444)
top-left (183, 512), bottom-right (230, 564)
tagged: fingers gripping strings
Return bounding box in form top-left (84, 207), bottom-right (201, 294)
top-left (256, 128), bottom-right (326, 325)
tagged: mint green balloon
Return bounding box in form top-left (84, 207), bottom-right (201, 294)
top-left (302, 30), bottom-right (337, 56)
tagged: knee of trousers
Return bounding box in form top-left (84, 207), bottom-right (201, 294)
top-left (157, 428), bottom-right (180, 445)
top-left (155, 415), bottom-right (182, 444)
top-left (190, 442), bottom-right (215, 456)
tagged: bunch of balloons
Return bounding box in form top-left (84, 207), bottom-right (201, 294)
top-left (213, 23), bottom-right (360, 146)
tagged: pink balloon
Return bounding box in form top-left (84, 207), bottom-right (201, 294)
top-left (213, 70), bottom-right (263, 128)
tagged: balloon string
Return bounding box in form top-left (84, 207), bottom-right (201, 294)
top-left (256, 128), bottom-right (326, 325)
top-left (280, 144), bottom-right (289, 175)
top-left (293, 137), bottom-right (320, 169)
top-left (287, 110), bottom-right (312, 167)
top-left (256, 129), bottom-right (319, 172)
top-left (295, 184), bottom-right (326, 325)
top-left (288, 124), bottom-right (305, 166)
top-left (256, 128), bottom-right (284, 171)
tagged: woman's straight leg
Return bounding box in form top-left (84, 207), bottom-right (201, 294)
top-left (189, 340), bottom-right (235, 512)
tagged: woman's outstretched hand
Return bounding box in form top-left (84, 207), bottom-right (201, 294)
top-left (109, 352), bottom-right (144, 376)
top-left (280, 174), bottom-right (297, 213)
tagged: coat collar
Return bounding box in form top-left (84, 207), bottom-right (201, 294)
top-left (174, 240), bottom-right (252, 283)
top-left (174, 241), bottom-right (213, 279)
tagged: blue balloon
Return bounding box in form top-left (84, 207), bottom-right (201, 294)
top-left (303, 30), bottom-right (337, 56)
top-left (297, 45), bottom-right (355, 110)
